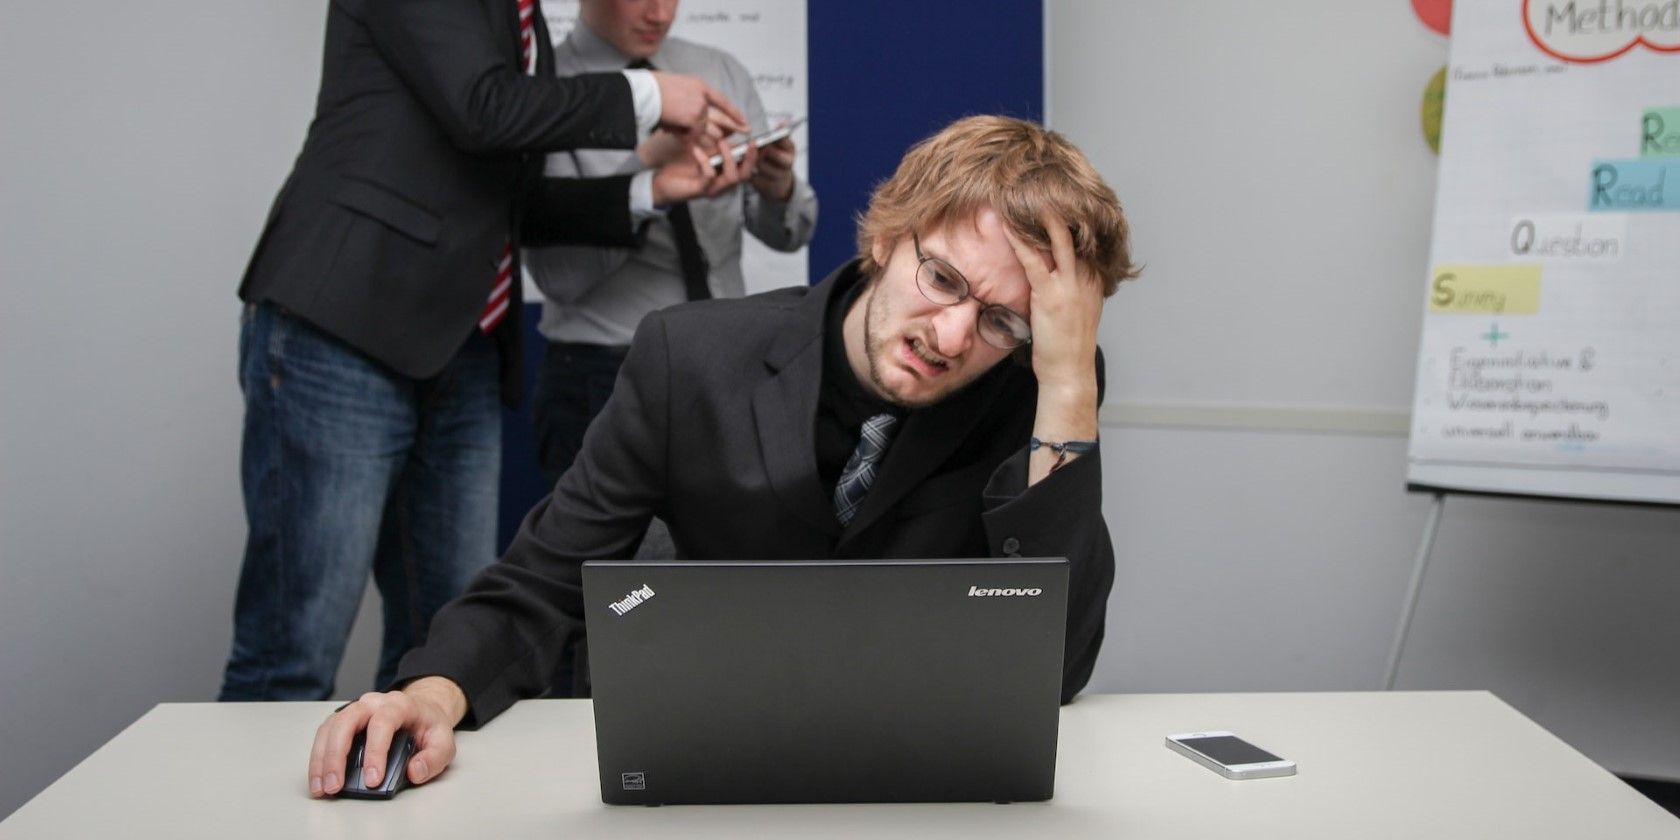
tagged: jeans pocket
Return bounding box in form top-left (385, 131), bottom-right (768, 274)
top-left (239, 302), bottom-right (275, 395)
top-left (265, 307), bottom-right (406, 425)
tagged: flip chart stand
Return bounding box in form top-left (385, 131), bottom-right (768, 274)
top-left (1384, 492), bottom-right (1447, 690)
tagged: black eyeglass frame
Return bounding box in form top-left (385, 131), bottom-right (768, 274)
top-left (910, 234), bottom-right (1033, 350)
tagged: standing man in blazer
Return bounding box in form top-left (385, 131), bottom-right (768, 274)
top-left (305, 115), bottom-right (1142, 796)
top-left (221, 0), bottom-right (752, 702)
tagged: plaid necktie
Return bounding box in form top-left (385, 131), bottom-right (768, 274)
top-left (833, 413), bottom-right (899, 526)
top-left (479, 0), bottom-right (539, 334)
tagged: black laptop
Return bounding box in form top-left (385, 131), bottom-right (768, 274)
top-left (581, 558), bottom-right (1068, 805)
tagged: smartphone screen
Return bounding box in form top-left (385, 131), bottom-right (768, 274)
top-left (1177, 735), bottom-right (1283, 766)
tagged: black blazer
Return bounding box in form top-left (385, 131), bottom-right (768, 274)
top-left (238, 0), bottom-right (642, 399)
top-left (397, 262), bottom-right (1118, 723)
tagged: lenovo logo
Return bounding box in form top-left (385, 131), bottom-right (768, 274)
top-left (968, 585), bottom-right (1043, 597)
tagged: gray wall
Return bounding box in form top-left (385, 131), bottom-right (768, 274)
top-left (0, 0), bottom-right (387, 819)
top-left (2, 0), bottom-right (1676, 823)
top-left (1056, 0), bottom-right (1680, 778)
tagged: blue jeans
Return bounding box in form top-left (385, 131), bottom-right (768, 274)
top-left (532, 342), bottom-right (629, 487)
top-left (219, 303), bottom-right (501, 700)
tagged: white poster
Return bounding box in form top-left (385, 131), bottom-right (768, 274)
top-left (530, 0), bottom-right (810, 297)
top-left (1406, 0), bottom-right (1680, 503)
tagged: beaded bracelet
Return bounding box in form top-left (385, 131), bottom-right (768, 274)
top-left (1029, 437), bottom-right (1098, 473)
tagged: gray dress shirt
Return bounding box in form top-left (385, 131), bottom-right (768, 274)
top-left (525, 23), bottom-right (819, 347)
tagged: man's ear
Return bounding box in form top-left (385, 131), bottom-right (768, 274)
top-left (870, 236), bottom-right (890, 269)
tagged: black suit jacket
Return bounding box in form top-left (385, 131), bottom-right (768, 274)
top-left (239, 0), bottom-right (642, 400)
top-left (397, 261), bottom-right (1117, 723)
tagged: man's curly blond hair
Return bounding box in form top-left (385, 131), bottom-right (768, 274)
top-left (856, 115), bottom-right (1138, 295)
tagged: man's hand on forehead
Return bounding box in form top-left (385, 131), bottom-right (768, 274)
top-left (1007, 211), bottom-right (1105, 485)
top-left (1004, 211), bottom-right (1106, 389)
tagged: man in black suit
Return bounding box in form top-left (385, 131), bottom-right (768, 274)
top-left (304, 115), bottom-right (1140, 797)
top-left (220, 0), bottom-right (753, 702)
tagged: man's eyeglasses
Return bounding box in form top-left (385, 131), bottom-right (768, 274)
top-left (912, 234), bottom-right (1032, 350)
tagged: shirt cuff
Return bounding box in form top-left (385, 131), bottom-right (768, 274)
top-left (761, 177), bottom-right (810, 230)
top-left (622, 69), bottom-right (660, 139)
top-left (630, 170), bottom-right (662, 222)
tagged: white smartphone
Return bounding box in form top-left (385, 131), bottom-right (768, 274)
top-left (1164, 731), bottom-right (1296, 780)
top-left (707, 117), bottom-right (807, 169)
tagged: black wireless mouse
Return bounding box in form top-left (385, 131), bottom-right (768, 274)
top-left (336, 730), bottom-right (416, 800)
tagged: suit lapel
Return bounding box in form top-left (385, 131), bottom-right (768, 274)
top-left (752, 273), bottom-right (848, 540)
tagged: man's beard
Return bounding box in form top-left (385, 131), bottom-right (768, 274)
top-left (861, 285), bottom-right (974, 410)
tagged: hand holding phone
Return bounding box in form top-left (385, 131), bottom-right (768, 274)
top-left (651, 134), bottom-right (757, 206)
top-left (1165, 731), bottom-right (1297, 780)
top-left (708, 117), bottom-right (807, 170)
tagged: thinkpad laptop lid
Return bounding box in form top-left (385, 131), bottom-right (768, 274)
top-left (582, 558), bottom-right (1068, 805)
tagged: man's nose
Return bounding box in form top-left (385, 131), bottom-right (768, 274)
top-left (929, 303), bottom-right (977, 359)
top-left (649, 0), bottom-right (677, 24)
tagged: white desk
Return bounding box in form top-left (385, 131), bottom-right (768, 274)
top-left (3, 692), bottom-right (1675, 839)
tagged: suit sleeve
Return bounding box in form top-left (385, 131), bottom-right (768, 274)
top-left (978, 351), bottom-right (1113, 703)
top-left (520, 174), bottom-right (639, 248)
top-left (393, 311), bottom-right (673, 726)
top-left (361, 0), bottom-right (637, 153)
top-left (979, 449), bottom-right (1114, 705)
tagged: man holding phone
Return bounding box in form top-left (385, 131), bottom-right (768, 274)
top-left (524, 0), bottom-right (820, 487)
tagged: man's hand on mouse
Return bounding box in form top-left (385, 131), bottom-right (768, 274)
top-left (308, 676), bottom-right (468, 797)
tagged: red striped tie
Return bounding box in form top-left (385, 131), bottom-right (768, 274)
top-left (480, 0), bottom-right (538, 334)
